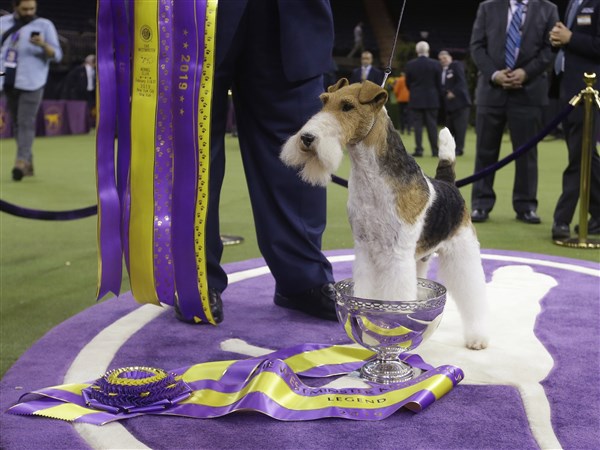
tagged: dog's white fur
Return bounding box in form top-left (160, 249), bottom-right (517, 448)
top-left (281, 79), bottom-right (489, 349)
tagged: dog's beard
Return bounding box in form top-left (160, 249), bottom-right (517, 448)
top-left (296, 135), bottom-right (343, 187)
top-left (280, 114), bottom-right (344, 187)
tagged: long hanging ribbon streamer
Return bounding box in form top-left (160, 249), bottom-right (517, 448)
top-left (95, 0), bottom-right (123, 299)
top-left (95, 0), bottom-right (215, 322)
top-left (7, 344), bottom-right (463, 424)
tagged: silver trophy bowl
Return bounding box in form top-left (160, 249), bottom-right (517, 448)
top-left (334, 278), bottom-right (447, 384)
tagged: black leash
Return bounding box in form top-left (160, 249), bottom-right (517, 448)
top-left (381, 0), bottom-right (407, 88)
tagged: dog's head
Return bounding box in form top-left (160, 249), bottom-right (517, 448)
top-left (280, 78), bottom-right (388, 187)
top-left (319, 78), bottom-right (388, 145)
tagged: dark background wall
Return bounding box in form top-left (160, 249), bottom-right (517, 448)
top-left (0, 0), bottom-right (570, 97)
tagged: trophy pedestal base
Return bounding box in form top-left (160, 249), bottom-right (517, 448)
top-left (553, 237), bottom-right (600, 249)
top-left (360, 359), bottom-right (422, 384)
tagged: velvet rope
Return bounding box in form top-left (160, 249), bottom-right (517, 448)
top-left (331, 102), bottom-right (576, 189)
top-left (0, 199), bottom-right (97, 221)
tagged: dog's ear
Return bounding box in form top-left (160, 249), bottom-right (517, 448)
top-left (327, 78), bottom-right (349, 93)
top-left (358, 80), bottom-right (388, 109)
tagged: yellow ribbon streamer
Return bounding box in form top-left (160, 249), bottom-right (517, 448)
top-left (129, 1), bottom-right (160, 304)
top-left (192, 0), bottom-right (218, 323)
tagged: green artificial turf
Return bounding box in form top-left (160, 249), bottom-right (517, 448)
top-left (1, 127), bottom-right (598, 377)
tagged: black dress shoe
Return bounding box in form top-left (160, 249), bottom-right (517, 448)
top-left (471, 209), bottom-right (489, 223)
top-left (175, 288), bottom-right (224, 324)
top-left (552, 222), bottom-right (570, 240)
top-left (516, 211), bottom-right (541, 224)
top-left (274, 283), bottom-right (338, 321)
top-left (574, 217), bottom-right (600, 235)
top-left (411, 151), bottom-right (423, 157)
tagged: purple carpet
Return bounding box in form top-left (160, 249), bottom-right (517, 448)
top-left (1, 250), bottom-right (598, 449)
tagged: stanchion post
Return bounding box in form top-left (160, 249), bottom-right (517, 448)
top-left (555, 73), bottom-right (600, 249)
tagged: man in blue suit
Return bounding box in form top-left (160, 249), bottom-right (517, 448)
top-left (405, 41), bottom-right (443, 157)
top-left (550, 0), bottom-right (600, 239)
top-left (178, 0), bottom-right (337, 324)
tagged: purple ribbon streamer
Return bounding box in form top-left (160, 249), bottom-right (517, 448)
top-left (171, 0), bottom-right (210, 321)
top-left (96, 0), bottom-right (123, 299)
top-left (111, 0), bottom-right (133, 272)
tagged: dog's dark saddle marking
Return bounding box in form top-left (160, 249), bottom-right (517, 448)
top-left (379, 120), bottom-right (466, 252)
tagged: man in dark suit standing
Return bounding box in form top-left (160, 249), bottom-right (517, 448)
top-left (550, 0), bottom-right (600, 239)
top-left (349, 50), bottom-right (384, 85)
top-left (469, 0), bottom-right (558, 224)
top-left (438, 50), bottom-right (471, 156)
top-left (61, 54), bottom-right (95, 108)
top-left (177, 0), bottom-right (337, 324)
top-left (405, 41), bottom-right (443, 157)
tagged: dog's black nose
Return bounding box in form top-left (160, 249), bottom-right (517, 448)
top-left (300, 133), bottom-right (316, 148)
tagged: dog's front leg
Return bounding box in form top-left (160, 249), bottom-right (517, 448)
top-left (352, 244), bottom-right (380, 299)
top-left (378, 248), bottom-right (419, 301)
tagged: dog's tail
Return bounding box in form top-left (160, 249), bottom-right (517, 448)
top-left (435, 127), bottom-right (456, 183)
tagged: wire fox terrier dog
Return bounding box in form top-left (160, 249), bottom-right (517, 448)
top-left (280, 79), bottom-right (489, 350)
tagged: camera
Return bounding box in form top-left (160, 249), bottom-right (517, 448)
top-left (30, 31), bottom-right (40, 38)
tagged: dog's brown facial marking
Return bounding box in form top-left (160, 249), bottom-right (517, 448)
top-left (320, 79), bottom-right (388, 146)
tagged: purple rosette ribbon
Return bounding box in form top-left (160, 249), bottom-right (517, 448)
top-left (81, 367), bottom-right (192, 414)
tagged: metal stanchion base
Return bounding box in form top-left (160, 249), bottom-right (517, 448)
top-left (220, 234), bottom-right (245, 246)
top-left (553, 237), bottom-right (600, 249)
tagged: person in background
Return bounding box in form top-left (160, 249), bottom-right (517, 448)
top-left (347, 21), bottom-right (364, 58)
top-left (0, 0), bottom-right (62, 181)
top-left (393, 71), bottom-right (411, 135)
top-left (469, 0), bottom-right (558, 224)
top-left (438, 50), bottom-right (471, 156)
top-left (349, 50), bottom-right (384, 85)
top-left (405, 41), bottom-right (442, 157)
top-left (61, 54), bottom-right (96, 109)
top-left (175, 0), bottom-right (338, 325)
top-left (550, 0), bottom-right (600, 239)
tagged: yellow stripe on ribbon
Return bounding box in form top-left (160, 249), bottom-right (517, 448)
top-left (182, 371), bottom-right (453, 411)
top-left (34, 403), bottom-right (98, 422)
top-left (191, 0), bottom-right (218, 323)
top-left (129, 0), bottom-right (160, 304)
top-left (181, 360), bottom-right (236, 383)
top-left (284, 345), bottom-right (373, 372)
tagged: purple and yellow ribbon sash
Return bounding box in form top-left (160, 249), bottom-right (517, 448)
top-left (7, 344), bottom-right (463, 424)
top-left (96, 0), bottom-right (218, 322)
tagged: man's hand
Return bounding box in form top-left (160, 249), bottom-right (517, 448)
top-left (30, 34), bottom-right (55, 58)
top-left (505, 68), bottom-right (527, 88)
top-left (494, 69), bottom-right (513, 87)
top-left (550, 21), bottom-right (572, 47)
top-left (29, 34), bottom-right (45, 47)
top-left (494, 69), bottom-right (525, 89)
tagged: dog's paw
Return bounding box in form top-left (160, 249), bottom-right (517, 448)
top-left (465, 334), bottom-right (489, 350)
top-left (438, 127), bottom-right (456, 161)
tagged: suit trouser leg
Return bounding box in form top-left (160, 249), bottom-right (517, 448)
top-left (424, 108), bottom-right (439, 155)
top-left (412, 108), bottom-right (424, 153)
top-left (507, 103), bottom-right (541, 213)
top-left (471, 106), bottom-right (506, 212)
top-left (450, 107), bottom-right (469, 153)
top-left (553, 107), bottom-right (600, 223)
top-left (231, 0), bottom-right (333, 295)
